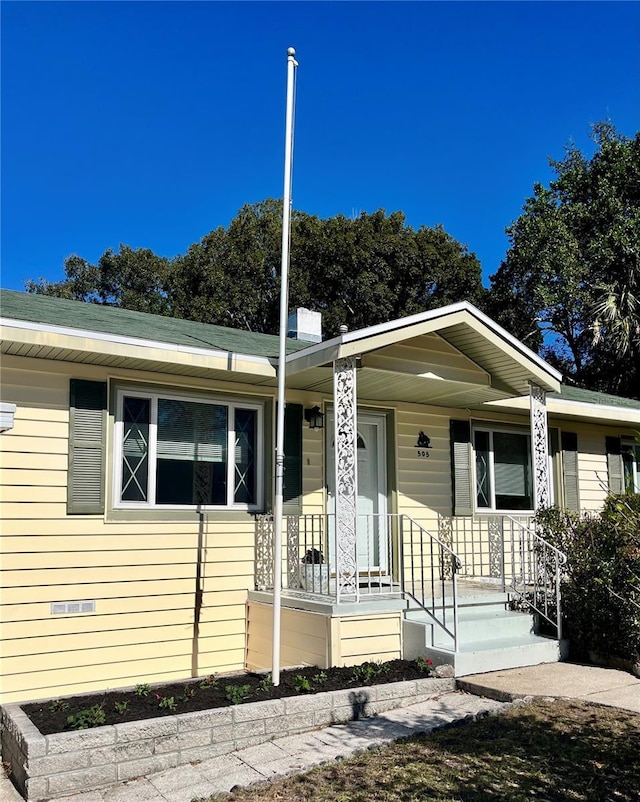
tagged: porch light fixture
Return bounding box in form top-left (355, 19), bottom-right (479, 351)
top-left (304, 405), bottom-right (324, 430)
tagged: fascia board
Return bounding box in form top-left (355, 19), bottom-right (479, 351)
top-left (287, 302), bottom-right (562, 388)
top-left (0, 320), bottom-right (277, 379)
top-left (285, 310), bottom-right (471, 374)
top-left (456, 317), bottom-right (562, 392)
top-left (549, 398), bottom-right (640, 425)
top-left (485, 396), bottom-right (640, 426)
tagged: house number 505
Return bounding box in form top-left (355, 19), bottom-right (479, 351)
top-left (416, 450), bottom-right (430, 458)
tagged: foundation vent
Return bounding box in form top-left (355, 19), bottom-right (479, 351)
top-left (51, 601), bottom-right (96, 615)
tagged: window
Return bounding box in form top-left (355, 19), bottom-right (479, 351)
top-left (622, 440), bottom-right (640, 493)
top-left (114, 389), bottom-right (263, 509)
top-left (473, 428), bottom-right (533, 511)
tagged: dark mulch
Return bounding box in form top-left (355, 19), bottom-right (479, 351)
top-left (24, 659), bottom-right (434, 735)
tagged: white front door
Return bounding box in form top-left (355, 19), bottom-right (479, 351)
top-left (327, 412), bottom-right (388, 572)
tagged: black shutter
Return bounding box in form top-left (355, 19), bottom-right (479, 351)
top-left (605, 436), bottom-right (623, 495)
top-left (561, 431), bottom-right (580, 510)
top-left (283, 403), bottom-right (303, 513)
top-left (68, 380), bottom-right (107, 514)
top-left (450, 420), bottom-right (472, 516)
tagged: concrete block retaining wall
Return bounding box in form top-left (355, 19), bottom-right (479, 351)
top-left (1, 677), bottom-right (455, 801)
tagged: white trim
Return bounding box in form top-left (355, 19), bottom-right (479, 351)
top-left (487, 395), bottom-right (640, 425)
top-left (113, 386), bottom-right (264, 511)
top-left (0, 402), bottom-right (16, 433)
top-left (472, 424), bottom-right (534, 514)
top-left (286, 301), bottom-right (562, 383)
top-left (0, 317), bottom-right (274, 367)
top-left (550, 397), bottom-right (640, 418)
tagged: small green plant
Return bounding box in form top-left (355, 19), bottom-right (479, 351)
top-left (114, 700), bottom-right (129, 715)
top-left (156, 695), bottom-right (177, 712)
top-left (259, 672), bottom-right (273, 692)
top-left (415, 656), bottom-right (434, 674)
top-left (67, 704), bottom-right (106, 730)
top-left (48, 699), bottom-right (69, 714)
top-left (312, 670), bottom-right (328, 685)
top-left (179, 685), bottom-right (196, 702)
top-left (225, 684), bottom-right (251, 704)
top-left (293, 674), bottom-right (314, 693)
top-left (199, 674), bottom-right (218, 690)
top-left (134, 683), bottom-right (151, 697)
top-left (350, 661), bottom-right (390, 683)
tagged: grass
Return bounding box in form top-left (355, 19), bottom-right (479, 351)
top-left (202, 700), bottom-right (640, 802)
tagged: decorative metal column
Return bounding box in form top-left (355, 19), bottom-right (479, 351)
top-left (334, 356), bottom-right (358, 600)
top-left (530, 382), bottom-right (550, 510)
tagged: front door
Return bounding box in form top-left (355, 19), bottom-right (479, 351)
top-left (326, 412), bottom-right (388, 572)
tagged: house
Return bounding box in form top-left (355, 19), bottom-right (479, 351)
top-left (1, 288), bottom-right (639, 705)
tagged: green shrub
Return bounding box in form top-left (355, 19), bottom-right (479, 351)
top-left (293, 674), bottom-right (313, 693)
top-left (156, 695), bottom-right (177, 712)
top-left (67, 704), bottom-right (106, 730)
top-left (536, 494), bottom-right (640, 662)
top-left (225, 684), bottom-right (251, 704)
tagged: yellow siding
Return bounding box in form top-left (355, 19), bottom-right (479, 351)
top-left (0, 360), bottom-right (264, 703)
top-left (245, 602), bottom-right (330, 670)
top-left (553, 419), bottom-right (636, 511)
top-left (333, 612), bottom-right (402, 666)
top-left (1, 351), bottom-right (631, 704)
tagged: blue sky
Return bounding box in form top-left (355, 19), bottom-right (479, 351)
top-left (2, 1), bottom-right (639, 292)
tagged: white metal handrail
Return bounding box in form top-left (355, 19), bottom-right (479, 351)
top-left (400, 515), bottom-right (462, 651)
top-left (504, 514), bottom-right (567, 639)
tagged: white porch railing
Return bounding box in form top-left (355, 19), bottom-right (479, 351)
top-left (255, 513), bottom-right (462, 649)
top-left (439, 514), bottom-right (567, 638)
top-left (399, 515), bottom-right (462, 651)
top-left (255, 511), bottom-right (566, 642)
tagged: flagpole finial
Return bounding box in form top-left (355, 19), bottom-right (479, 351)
top-left (287, 47), bottom-right (296, 57)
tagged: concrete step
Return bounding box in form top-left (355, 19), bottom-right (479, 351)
top-left (403, 614), bottom-right (568, 677)
top-left (405, 592), bottom-right (511, 612)
top-left (439, 635), bottom-right (569, 676)
top-left (406, 605), bottom-right (534, 645)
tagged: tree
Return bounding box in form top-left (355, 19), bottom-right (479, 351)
top-left (27, 202), bottom-right (486, 338)
top-left (488, 122), bottom-right (640, 398)
top-left (27, 246), bottom-right (172, 316)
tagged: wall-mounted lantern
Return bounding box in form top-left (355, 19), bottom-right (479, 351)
top-left (304, 405), bottom-right (325, 430)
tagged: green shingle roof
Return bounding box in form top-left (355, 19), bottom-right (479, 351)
top-left (0, 289), bottom-right (310, 359)
top-left (549, 384), bottom-right (640, 410)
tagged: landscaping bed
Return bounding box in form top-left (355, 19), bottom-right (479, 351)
top-left (2, 659), bottom-right (455, 802)
top-left (23, 659), bottom-right (435, 735)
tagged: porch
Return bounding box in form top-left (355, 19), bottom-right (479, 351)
top-left (251, 304), bottom-right (567, 675)
top-left (249, 513), bottom-right (567, 676)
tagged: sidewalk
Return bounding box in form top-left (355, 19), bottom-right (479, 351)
top-left (2, 662), bottom-right (639, 802)
top-left (1, 692), bottom-right (507, 802)
top-left (459, 661), bottom-right (640, 713)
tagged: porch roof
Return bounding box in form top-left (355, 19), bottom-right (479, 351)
top-left (286, 302), bottom-right (562, 406)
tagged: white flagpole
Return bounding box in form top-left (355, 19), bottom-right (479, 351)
top-left (272, 46), bottom-right (298, 687)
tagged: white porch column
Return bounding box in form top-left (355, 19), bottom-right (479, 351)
top-left (333, 356), bottom-right (358, 600)
top-left (530, 382), bottom-right (550, 510)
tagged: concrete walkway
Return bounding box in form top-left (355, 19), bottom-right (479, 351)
top-left (2, 662), bottom-right (639, 802)
top-left (459, 661), bottom-right (640, 713)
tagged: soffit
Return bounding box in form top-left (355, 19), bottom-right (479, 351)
top-left (287, 305), bottom-right (561, 397)
top-left (0, 326), bottom-right (277, 384)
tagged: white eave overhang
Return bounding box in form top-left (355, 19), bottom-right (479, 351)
top-left (0, 318), bottom-right (278, 382)
top-left (286, 302), bottom-right (562, 401)
top-left (486, 395), bottom-right (640, 427)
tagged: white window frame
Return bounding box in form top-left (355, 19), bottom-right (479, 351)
top-left (472, 425), bottom-right (535, 514)
top-left (113, 387), bottom-right (264, 511)
top-left (622, 438), bottom-right (640, 493)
